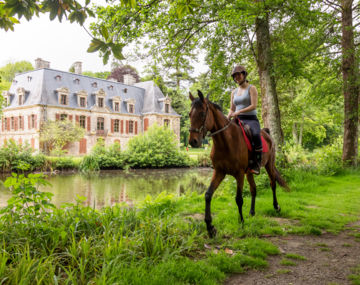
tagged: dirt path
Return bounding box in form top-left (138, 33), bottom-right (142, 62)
top-left (225, 220), bottom-right (360, 285)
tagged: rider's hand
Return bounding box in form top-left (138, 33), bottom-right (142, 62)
top-left (227, 110), bottom-right (235, 119)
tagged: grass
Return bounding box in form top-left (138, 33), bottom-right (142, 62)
top-left (285, 253), bottom-right (306, 260)
top-left (0, 169), bottom-right (360, 283)
top-left (280, 258), bottom-right (297, 266)
top-left (349, 265), bottom-right (360, 285)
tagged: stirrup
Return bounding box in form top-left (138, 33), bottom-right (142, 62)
top-left (249, 167), bottom-right (260, 175)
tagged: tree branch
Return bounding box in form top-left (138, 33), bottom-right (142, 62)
top-left (244, 25), bottom-right (257, 63)
top-left (324, 0), bottom-right (342, 11)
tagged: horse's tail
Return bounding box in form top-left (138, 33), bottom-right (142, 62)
top-left (275, 166), bottom-right (290, 191)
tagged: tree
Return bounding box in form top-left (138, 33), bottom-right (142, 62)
top-left (82, 71), bottom-right (111, 79)
top-left (40, 119), bottom-right (85, 156)
top-left (107, 64), bottom-right (140, 83)
top-left (0, 60), bottom-right (33, 82)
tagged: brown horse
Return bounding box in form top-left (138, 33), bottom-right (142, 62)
top-left (188, 90), bottom-right (289, 238)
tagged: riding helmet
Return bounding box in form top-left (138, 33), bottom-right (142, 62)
top-left (231, 65), bottom-right (247, 80)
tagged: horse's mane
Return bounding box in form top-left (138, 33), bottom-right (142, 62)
top-left (191, 98), bottom-right (223, 112)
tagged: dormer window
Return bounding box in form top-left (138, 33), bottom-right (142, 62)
top-left (98, 97), bottom-right (104, 108)
top-left (76, 90), bottom-right (87, 108)
top-left (55, 75), bottom-right (61, 81)
top-left (108, 85), bottom-right (114, 90)
top-left (17, 87), bottom-right (26, 106)
top-left (13, 80), bottom-right (17, 84)
top-left (2, 91), bottom-right (11, 106)
top-left (114, 102), bottom-right (120, 112)
top-left (60, 94), bottom-right (67, 105)
top-left (56, 87), bottom-right (70, 105)
top-left (125, 98), bottom-right (135, 113)
top-left (27, 76), bottom-right (32, 82)
top-left (92, 82), bottom-right (97, 88)
top-left (158, 96), bottom-right (172, 113)
top-left (124, 88), bottom-right (127, 93)
top-left (80, 97), bottom-right (86, 107)
top-left (94, 89), bottom-right (106, 109)
top-left (165, 103), bottom-right (170, 113)
top-left (74, 78), bottom-right (80, 84)
top-left (18, 94), bottom-right (23, 105)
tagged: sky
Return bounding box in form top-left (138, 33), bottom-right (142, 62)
top-left (0, 11), bottom-right (208, 79)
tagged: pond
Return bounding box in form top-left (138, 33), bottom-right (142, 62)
top-left (0, 168), bottom-right (213, 208)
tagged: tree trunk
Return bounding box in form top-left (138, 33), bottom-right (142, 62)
top-left (292, 123), bottom-right (299, 144)
top-left (255, 12), bottom-right (284, 151)
top-left (341, 0), bottom-right (359, 166)
top-left (299, 113), bottom-right (304, 146)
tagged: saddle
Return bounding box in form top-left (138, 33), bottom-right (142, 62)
top-left (236, 118), bottom-right (269, 153)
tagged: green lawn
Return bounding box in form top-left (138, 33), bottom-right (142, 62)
top-left (0, 169), bottom-right (360, 284)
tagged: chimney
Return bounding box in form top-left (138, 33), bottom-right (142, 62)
top-left (73, 61), bottom-right (82, 74)
top-left (35, 58), bottom-right (50, 69)
top-left (123, 74), bottom-right (136, 85)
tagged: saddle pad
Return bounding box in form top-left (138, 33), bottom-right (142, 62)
top-left (238, 120), bottom-right (269, 153)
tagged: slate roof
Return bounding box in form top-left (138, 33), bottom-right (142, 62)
top-left (5, 68), bottom-right (180, 117)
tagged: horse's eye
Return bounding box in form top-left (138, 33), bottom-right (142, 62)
top-left (200, 112), bottom-right (206, 118)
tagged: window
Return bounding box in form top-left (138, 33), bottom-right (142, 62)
top-left (165, 103), bottom-right (170, 113)
top-left (19, 116), bottom-right (23, 130)
top-left (114, 102), bottom-right (120, 112)
top-left (108, 85), bottom-right (114, 90)
top-left (129, 120), bottom-right (134, 133)
top-left (114, 119), bottom-right (119, 132)
top-left (11, 117), bottom-right (14, 130)
top-left (31, 114), bottom-right (36, 128)
top-left (60, 94), bottom-right (67, 105)
top-left (55, 75), bottom-right (61, 81)
top-left (98, 97), bottom-right (104, 108)
top-left (4, 118), bottom-right (8, 130)
top-left (129, 104), bottom-right (134, 113)
top-left (27, 76), bottom-right (32, 82)
top-left (80, 97), bottom-right (86, 107)
top-left (80, 116), bottom-right (86, 128)
top-left (164, 119), bottom-right (170, 127)
top-left (74, 79), bottom-right (80, 84)
top-left (97, 117), bottom-right (104, 130)
top-left (92, 82), bottom-right (97, 88)
top-left (60, 114), bottom-right (68, 121)
top-left (18, 94), bottom-right (23, 105)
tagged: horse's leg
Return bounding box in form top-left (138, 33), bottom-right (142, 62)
top-left (246, 172), bottom-right (256, 216)
top-left (235, 172), bottom-right (245, 224)
top-left (265, 164), bottom-right (281, 212)
top-left (205, 170), bottom-right (225, 238)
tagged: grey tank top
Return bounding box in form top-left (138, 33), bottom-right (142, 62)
top-left (233, 85), bottom-right (257, 116)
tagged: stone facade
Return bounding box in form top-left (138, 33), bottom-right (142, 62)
top-left (0, 66), bottom-right (181, 155)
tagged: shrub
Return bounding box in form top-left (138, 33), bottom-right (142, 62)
top-left (126, 124), bottom-right (191, 168)
top-left (45, 156), bottom-right (81, 170)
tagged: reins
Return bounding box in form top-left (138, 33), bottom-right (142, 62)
top-left (189, 102), bottom-right (232, 137)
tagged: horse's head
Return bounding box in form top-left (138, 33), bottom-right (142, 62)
top-left (188, 90), bottom-right (213, 147)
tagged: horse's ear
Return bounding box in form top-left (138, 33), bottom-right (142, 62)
top-left (189, 92), bottom-right (195, 102)
top-left (198, 90), bottom-right (204, 102)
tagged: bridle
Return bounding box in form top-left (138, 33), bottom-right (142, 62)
top-left (189, 102), bottom-right (232, 138)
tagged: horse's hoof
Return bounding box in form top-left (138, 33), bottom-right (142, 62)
top-left (249, 210), bottom-right (255, 216)
top-left (275, 205), bottom-right (281, 212)
top-left (208, 226), bottom-right (217, 238)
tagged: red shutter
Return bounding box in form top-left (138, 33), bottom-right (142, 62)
top-left (14, 117), bottom-right (18, 131)
top-left (135, 121), bottom-right (138, 134)
top-left (34, 115), bottom-right (37, 129)
top-left (144, 118), bottom-right (149, 131)
top-left (111, 119), bottom-right (114, 133)
top-left (126, 120), bottom-right (129, 134)
top-left (7, 118), bottom-right (10, 131)
top-left (18, 138), bottom-right (22, 145)
top-left (87, 117), bottom-right (91, 131)
top-left (2, 119), bottom-right (4, 132)
top-left (76, 115), bottom-right (79, 124)
top-left (56, 113), bottom-right (60, 121)
top-left (69, 115), bottom-right (73, 122)
top-left (79, 138), bottom-right (87, 154)
top-left (20, 116), bottom-right (23, 130)
top-left (120, 120), bottom-right (124, 134)
top-left (28, 115), bottom-right (31, 129)
top-left (31, 138), bottom-right (35, 150)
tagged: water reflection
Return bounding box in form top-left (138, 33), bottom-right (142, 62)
top-left (0, 168), bottom-right (212, 208)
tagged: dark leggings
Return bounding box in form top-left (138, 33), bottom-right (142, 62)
top-left (238, 115), bottom-right (262, 151)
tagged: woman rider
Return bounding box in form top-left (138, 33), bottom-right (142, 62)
top-left (227, 65), bottom-right (262, 175)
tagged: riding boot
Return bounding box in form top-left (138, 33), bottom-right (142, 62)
top-left (249, 150), bottom-right (262, 175)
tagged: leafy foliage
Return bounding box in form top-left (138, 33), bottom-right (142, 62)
top-left (0, 60), bottom-right (33, 82)
top-left (40, 119), bottom-right (85, 156)
top-left (126, 124), bottom-right (191, 168)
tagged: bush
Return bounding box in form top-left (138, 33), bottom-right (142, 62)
top-left (0, 140), bottom-right (45, 172)
top-left (126, 125), bottom-right (191, 168)
top-left (45, 156), bottom-right (81, 171)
